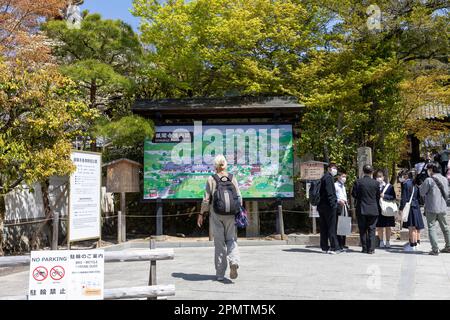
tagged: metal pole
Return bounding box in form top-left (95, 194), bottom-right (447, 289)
top-left (52, 212), bottom-right (59, 250)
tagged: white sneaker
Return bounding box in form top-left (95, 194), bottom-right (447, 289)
top-left (385, 241), bottom-right (391, 248)
top-left (404, 244), bottom-right (414, 252)
top-left (412, 246), bottom-right (417, 252)
top-left (379, 240), bottom-right (385, 248)
top-left (327, 250), bottom-right (336, 255)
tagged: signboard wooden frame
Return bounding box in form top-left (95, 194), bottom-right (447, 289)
top-left (299, 161), bottom-right (326, 181)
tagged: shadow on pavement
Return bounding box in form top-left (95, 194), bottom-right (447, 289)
top-left (283, 247), bottom-right (363, 254)
top-left (171, 272), bottom-right (233, 284)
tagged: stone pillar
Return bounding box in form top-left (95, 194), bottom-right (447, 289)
top-left (246, 201), bottom-right (260, 237)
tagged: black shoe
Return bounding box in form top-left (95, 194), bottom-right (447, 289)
top-left (429, 250), bottom-right (439, 256)
top-left (343, 246), bottom-right (349, 249)
top-left (361, 249), bottom-right (368, 253)
top-left (368, 250), bottom-right (375, 254)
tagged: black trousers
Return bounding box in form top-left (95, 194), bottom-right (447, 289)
top-left (318, 205), bottom-right (339, 251)
top-left (336, 206), bottom-right (346, 247)
top-left (357, 214), bottom-right (378, 252)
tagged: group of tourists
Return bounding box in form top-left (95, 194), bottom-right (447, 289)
top-left (318, 161), bottom-right (450, 256)
top-left (196, 154), bottom-right (449, 282)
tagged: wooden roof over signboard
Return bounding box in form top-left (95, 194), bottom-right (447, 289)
top-left (132, 96), bottom-right (304, 120)
top-left (102, 158), bottom-right (142, 168)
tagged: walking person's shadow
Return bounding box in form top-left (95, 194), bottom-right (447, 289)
top-left (172, 272), bottom-right (233, 284)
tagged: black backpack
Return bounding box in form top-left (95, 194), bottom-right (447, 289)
top-left (309, 180), bottom-right (321, 206)
top-left (212, 174), bottom-right (240, 215)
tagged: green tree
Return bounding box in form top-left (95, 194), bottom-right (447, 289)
top-left (0, 60), bottom-right (97, 252)
top-left (132, 0), bottom-right (333, 98)
top-left (293, 0), bottom-right (449, 181)
top-left (43, 12), bottom-right (145, 150)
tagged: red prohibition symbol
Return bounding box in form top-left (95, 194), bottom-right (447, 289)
top-left (50, 266), bottom-right (65, 281)
top-left (32, 266), bottom-right (48, 281)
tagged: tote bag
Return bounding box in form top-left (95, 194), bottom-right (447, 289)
top-left (401, 186), bottom-right (415, 223)
top-left (380, 184), bottom-right (398, 217)
top-left (337, 205), bottom-right (352, 236)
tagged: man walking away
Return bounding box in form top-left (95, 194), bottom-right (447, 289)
top-left (318, 163), bottom-right (342, 254)
top-left (335, 171), bottom-right (349, 249)
top-left (352, 165), bottom-right (380, 254)
top-left (419, 162), bottom-right (450, 256)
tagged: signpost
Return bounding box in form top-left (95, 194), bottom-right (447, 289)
top-left (28, 250), bottom-right (104, 300)
top-left (69, 151), bottom-right (102, 245)
top-left (301, 161), bottom-right (326, 235)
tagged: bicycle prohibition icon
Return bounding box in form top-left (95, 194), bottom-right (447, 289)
top-left (50, 266), bottom-right (65, 281)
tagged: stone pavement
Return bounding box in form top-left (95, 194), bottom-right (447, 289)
top-left (1, 240), bottom-right (450, 300)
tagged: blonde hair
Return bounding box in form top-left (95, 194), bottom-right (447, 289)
top-left (214, 154), bottom-right (227, 171)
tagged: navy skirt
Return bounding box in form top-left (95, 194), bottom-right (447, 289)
top-left (402, 205), bottom-right (425, 230)
top-left (377, 214), bottom-right (395, 227)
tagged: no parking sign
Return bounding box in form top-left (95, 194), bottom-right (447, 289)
top-left (29, 251), bottom-right (69, 300)
top-left (28, 250), bottom-right (104, 300)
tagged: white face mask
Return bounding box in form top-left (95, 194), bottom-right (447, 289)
top-left (340, 177), bottom-right (346, 184)
top-left (376, 177), bottom-right (384, 183)
top-left (399, 177), bottom-right (405, 183)
top-left (330, 168), bottom-right (338, 176)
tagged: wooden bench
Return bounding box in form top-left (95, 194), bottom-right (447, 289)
top-left (0, 247), bottom-right (175, 300)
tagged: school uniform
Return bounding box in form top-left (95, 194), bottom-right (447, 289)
top-left (318, 172), bottom-right (339, 252)
top-left (376, 182), bottom-right (396, 227)
top-left (335, 180), bottom-right (348, 247)
top-left (352, 175), bottom-right (380, 253)
top-left (400, 179), bottom-right (424, 230)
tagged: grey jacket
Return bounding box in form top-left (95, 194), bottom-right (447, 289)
top-left (420, 174), bottom-right (449, 214)
top-left (201, 173), bottom-right (242, 215)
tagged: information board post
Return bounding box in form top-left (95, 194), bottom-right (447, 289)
top-left (276, 200), bottom-right (285, 240)
top-left (120, 192), bottom-right (126, 242)
top-left (156, 198), bottom-right (163, 236)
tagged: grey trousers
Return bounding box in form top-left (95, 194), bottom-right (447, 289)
top-left (211, 212), bottom-right (240, 277)
top-left (426, 212), bottom-right (450, 252)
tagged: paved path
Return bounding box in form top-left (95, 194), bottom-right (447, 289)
top-left (1, 241), bottom-right (450, 300)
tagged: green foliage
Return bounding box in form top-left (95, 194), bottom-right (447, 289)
top-left (43, 12), bottom-right (143, 111)
top-left (0, 60), bottom-right (97, 193)
top-left (94, 115), bottom-right (154, 148)
top-left (132, 0), bottom-right (333, 98)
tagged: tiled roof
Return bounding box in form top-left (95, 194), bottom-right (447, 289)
top-left (417, 104), bottom-right (450, 120)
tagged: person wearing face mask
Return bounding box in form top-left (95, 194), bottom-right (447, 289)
top-left (351, 164), bottom-right (380, 254)
top-left (419, 162), bottom-right (450, 255)
top-left (335, 171), bottom-right (349, 249)
top-left (374, 170), bottom-right (396, 249)
top-left (398, 169), bottom-right (424, 252)
top-left (318, 163), bottom-right (342, 254)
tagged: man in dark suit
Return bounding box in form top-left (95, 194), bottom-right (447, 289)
top-left (318, 163), bottom-right (342, 254)
top-left (352, 164), bottom-right (381, 254)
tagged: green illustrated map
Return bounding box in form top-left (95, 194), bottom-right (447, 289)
top-left (144, 123), bottom-right (294, 200)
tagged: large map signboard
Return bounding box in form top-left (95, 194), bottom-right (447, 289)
top-left (144, 122), bottom-right (294, 200)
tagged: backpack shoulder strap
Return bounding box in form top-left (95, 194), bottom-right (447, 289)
top-left (227, 174), bottom-right (233, 181)
top-left (431, 176), bottom-right (448, 200)
top-left (382, 183), bottom-right (390, 194)
top-left (212, 174), bottom-right (221, 184)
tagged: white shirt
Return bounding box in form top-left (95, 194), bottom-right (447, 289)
top-left (335, 181), bottom-right (348, 203)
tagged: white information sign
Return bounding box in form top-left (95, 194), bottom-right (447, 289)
top-left (69, 151), bottom-right (102, 242)
top-left (67, 249), bottom-right (104, 300)
top-left (28, 250), bottom-right (104, 300)
top-left (29, 251), bottom-right (69, 300)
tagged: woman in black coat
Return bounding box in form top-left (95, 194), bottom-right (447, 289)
top-left (399, 169), bottom-right (424, 252)
top-left (375, 170), bottom-right (396, 248)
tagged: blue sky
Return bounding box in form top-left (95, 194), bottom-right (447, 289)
top-left (80, 0), bottom-right (141, 31)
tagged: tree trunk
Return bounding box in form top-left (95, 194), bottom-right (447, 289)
top-left (31, 179), bottom-right (53, 250)
top-left (0, 195), bottom-right (5, 256)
